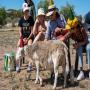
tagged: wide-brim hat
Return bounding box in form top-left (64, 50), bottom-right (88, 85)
top-left (46, 5), bottom-right (56, 16)
top-left (37, 8), bottom-right (45, 18)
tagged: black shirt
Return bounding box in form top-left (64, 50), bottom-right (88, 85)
top-left (18, 16), bottom-right (34, 38)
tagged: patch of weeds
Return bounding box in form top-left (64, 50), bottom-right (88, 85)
top-left (79, 83), bottom-right (86, 88)
top-left (9, 73), bottom-right (16, 84)
top-left (12, 84), bottom-right (19, 90)
top-left (36, 87), bottom-right (41, 90)
top-left (19, 77), bottom-right (23, 82)
top-left (25, 74), bottom-right (31, 81)
top-left (24, 81), bottom-right (29, 90)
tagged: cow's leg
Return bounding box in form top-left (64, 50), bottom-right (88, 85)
top-left (35, 60), bottom-right (39, 84)
top-left (63, 48), bottom-right (69, 88)
top-left (35, 60), bottom-right (43, 86)
top-left (62, 62), bottom-right (69, 88)
top-left (63, 65), bottom-right (67, 88)
top-left (53, 61), bottom-right (58, 90)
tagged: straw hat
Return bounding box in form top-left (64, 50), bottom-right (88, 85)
top-left (46, 5), bottom-right (56, 16)
top-left (37, 8), bottom-right (45, 17)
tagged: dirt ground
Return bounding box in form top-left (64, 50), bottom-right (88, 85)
top-left (0, 30), bottom-right (90, 90)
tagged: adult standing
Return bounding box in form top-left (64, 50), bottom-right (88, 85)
top-left (24, 0), bottom-right (36, 21)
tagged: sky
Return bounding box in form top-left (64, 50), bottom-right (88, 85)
top-left (0, 0), bottom-right (90, 16)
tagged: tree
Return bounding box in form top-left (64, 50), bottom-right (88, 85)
top-left (60, 3), bottom-right (76, 21)
top-left (6, 9), bottom-right (22, 27)
top-left (38, 0), bottom-right (48, 14)
top-left (47, 0), bottom-right (54, 6)
top-left (0, 8), bottom-right (7, 25)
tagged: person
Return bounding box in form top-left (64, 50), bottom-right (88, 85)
top-left (45, 5), bottom-right (66, 41)
top-left (84, 11), bottom-right (90, 78)
top-left (65, 17), bottom-right (87, 80)
top-left (24, 0), bottom-right (36, 21)
top-left (44, 5), bottom-right (73, 79)
top-left (16, 5), bottom-right (34, 72)
top-left (33, 8), bottom-right (47, 43)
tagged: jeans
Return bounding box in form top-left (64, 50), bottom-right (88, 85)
top-left (76, 46), bottom-right (83, 68)
top-left (86, 42), bottom-right (90, 69)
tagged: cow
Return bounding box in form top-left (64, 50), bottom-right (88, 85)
top-left (26, 40), bottom-right (70, 89)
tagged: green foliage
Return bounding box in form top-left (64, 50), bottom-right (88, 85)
top-left (0, 8), bottom-right (7, 25)
top-left (38, 0), bottom-right (48, 14)
top-left (7, 9), bottom-right (22, 19)
top-left (60, 3), bottom-right (76, 21)
top-left (6, 9), bottom-right (22, 27)
top-left (0, 7), bottom-right (22, 26)
top-left (48, 0), bottom-right (54, 6)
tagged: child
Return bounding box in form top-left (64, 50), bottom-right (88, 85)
top-left (16, 4), bottom-right (34, 72)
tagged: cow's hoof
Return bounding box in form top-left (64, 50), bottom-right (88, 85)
top-left (40, 83), bottom-right (44, 87)
top-left (53, 86), bottom-right (56, 90)
top-left (35, 80), bottom-right (38, 84)
top-left (63, 85), bottom-right (67, 88)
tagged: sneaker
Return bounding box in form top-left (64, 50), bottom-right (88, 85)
top-left (16, 66), bottom-right (20, 73)
top-left (77, 71), bottom-right (84, 81)
top-left (27, 65), bottom-right (32, 72)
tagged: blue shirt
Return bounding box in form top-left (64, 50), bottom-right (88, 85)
top-left (45, 14), bottom-right (66, 40)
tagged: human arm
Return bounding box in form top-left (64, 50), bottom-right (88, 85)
top-left (54, 14), bottom-right (67, 36)
top-left (73, 28), bottom-right (87, 49)
top-left (33, 19), bottom-right (39, 36)
top-left (45, 21), bottom-right (51, 40)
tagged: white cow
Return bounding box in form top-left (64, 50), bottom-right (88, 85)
top-left (27, 40), bottom-right (70, 89)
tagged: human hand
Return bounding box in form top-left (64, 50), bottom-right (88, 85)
top-left (23, 38), bottom-right (28, 45)
top-left (54, 27), bottom-right (62, 36)
top-left (55, 27), bottom-right (61, 33)
top-left (59, 36), bottom-right (65, 41)
top-left (73, 43), bottom-right (80, 49)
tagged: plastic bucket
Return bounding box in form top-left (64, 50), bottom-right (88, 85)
top-left (4, 52), bottom-right (16, 71)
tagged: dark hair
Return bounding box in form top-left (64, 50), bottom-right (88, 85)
top-left (24, 0), bottom-right (33, 7)
top-left (24, 0), bottom-right (27, 3)
top-left (55, 12), bottom-right (60, 18)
